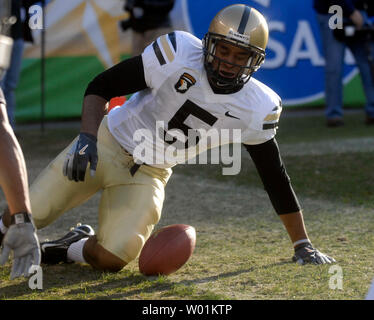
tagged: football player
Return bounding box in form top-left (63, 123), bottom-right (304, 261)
top-left (0, 0), bottom-right (40, 280)
top-left (0, 4), bottom-right (335, 273)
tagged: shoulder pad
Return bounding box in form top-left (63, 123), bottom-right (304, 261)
top-left (151, 32), bottom-right (178, 66)
top-left (151, 31), bottom-right (202, 66)
top-left (262, 100), bottom-right (282, 130)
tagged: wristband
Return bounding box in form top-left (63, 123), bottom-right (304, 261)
top-left (10, 212), bottom-right (32, 225)
top-left (80, 132), bottom-right (97, 143)
top-left (293, 238), bottom-right (311, 248)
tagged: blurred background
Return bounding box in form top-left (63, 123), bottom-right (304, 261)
top-left (13, 0), bottom-right (366, 123)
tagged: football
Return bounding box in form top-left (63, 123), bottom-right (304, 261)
top-left (139, 224), bottom-right (196, 276)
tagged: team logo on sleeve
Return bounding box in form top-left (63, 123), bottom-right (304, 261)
top-left (174, 73), bottom-right (196, 93)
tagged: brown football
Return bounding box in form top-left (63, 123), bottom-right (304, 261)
top-left (139, 224), bottom-right (196, 276)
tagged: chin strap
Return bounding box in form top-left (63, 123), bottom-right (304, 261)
top-left (208, 76), bottom-right (244, 94)
top-left (205, 64), bottom-right (246, 94)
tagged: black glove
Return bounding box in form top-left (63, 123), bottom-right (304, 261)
top-left (63, 132), bottom-right (98, 182)
top-left (292, 242), bottom-right (336, 265)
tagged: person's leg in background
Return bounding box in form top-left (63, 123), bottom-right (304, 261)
top-left (131, 27), bottom-right (173, 57)
top-left (131, 31), bottom-right (146, 57)
top-left (348, 39), bottom-right (374, 124)
top-left (0, 38), bottom-right (24, 128)
top-left (316, 14), bottom-right (346, 127)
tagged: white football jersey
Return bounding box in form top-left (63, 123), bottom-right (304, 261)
top-left (107, 31), bottom-right (282, 168)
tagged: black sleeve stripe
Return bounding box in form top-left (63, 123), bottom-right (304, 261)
top-left (152, 40), bottom-right (166, 65)
top-left (168, 32), bottom-right (177, 52)
top-left (263, 122), bottom-right (278, 130)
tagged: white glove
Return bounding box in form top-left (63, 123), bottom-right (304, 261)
top-left (292, 243), bottom-right (336, 265)
top-left (0, 213), bottom-right (41, 279)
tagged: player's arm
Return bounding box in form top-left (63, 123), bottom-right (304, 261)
top-left (82, 55), bottom-right (148, 136)
top-left (244, 138), bottom-right (335, 265)
top-left (0, 99), bottom-right (40, 279)
top-left (63, 56), bottom-right (149, 182)
top-left (243, 138), bottom-right (307, 243)
top-left (0, 101), bottom-right (31, 215)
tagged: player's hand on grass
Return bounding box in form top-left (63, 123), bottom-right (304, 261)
top-left (63, 132), bottom-right (98, 182)
top-left (0, 213), bottom-right (41, 279)
top-left (292, 242), bottom-right (336, 265)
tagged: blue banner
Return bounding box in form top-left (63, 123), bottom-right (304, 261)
top-left (186, 0), bottom-right (359, 106)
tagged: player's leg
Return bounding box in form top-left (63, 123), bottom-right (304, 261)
top-left (82, 176), bottom-right (169, 272)
top-left (347, 41), bottom-right (374, 123)
top-left (29, 136), bottom-right (102, 229)
top-left (33, 117), bottom-right (114, 263)
top-left (0, 136), bottom-right (102, 255)
top-left (315, 13), bottom-right (345, 125)
top-left (47, 171), bottom-right (170, 272)
top-left (81, 116), bottom-right (171, 271)
top-left (82, 236), bottom-right (126, 272)
top-left (0, 38), bottom-right (24, 127)
top-left (38, 115), bottom-right (171, 271)
top-left (0, 136), bottom-right (101, 230)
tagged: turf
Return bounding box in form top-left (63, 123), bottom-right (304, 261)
top-left (0, 108), bottom-right (373, 300)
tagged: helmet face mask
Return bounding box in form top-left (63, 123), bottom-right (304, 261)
top-left (203, 33), bottom-right (265, 91)
top-left (203, 5), bottom-right (268, 93)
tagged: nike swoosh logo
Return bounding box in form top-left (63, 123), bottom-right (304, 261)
top-left (41, 243), bottom-right (64, 251)
top-left (41, 231), bottom-right (87, 251)
top-left (78, 144), bottom-right (89, 156)
top-left (225, 111), bottom-right (240, 120)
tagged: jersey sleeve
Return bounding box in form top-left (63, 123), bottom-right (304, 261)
top-left (141, 31), bottom-right (179, 91)
top-left (242, 97), bottom-right (283, 145)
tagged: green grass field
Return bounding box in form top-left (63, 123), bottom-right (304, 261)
top-left (0, 108), bottom-right (374, 300)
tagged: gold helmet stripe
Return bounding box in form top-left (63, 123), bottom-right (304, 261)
top-left (237, 6), bottom-right (251, 34)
